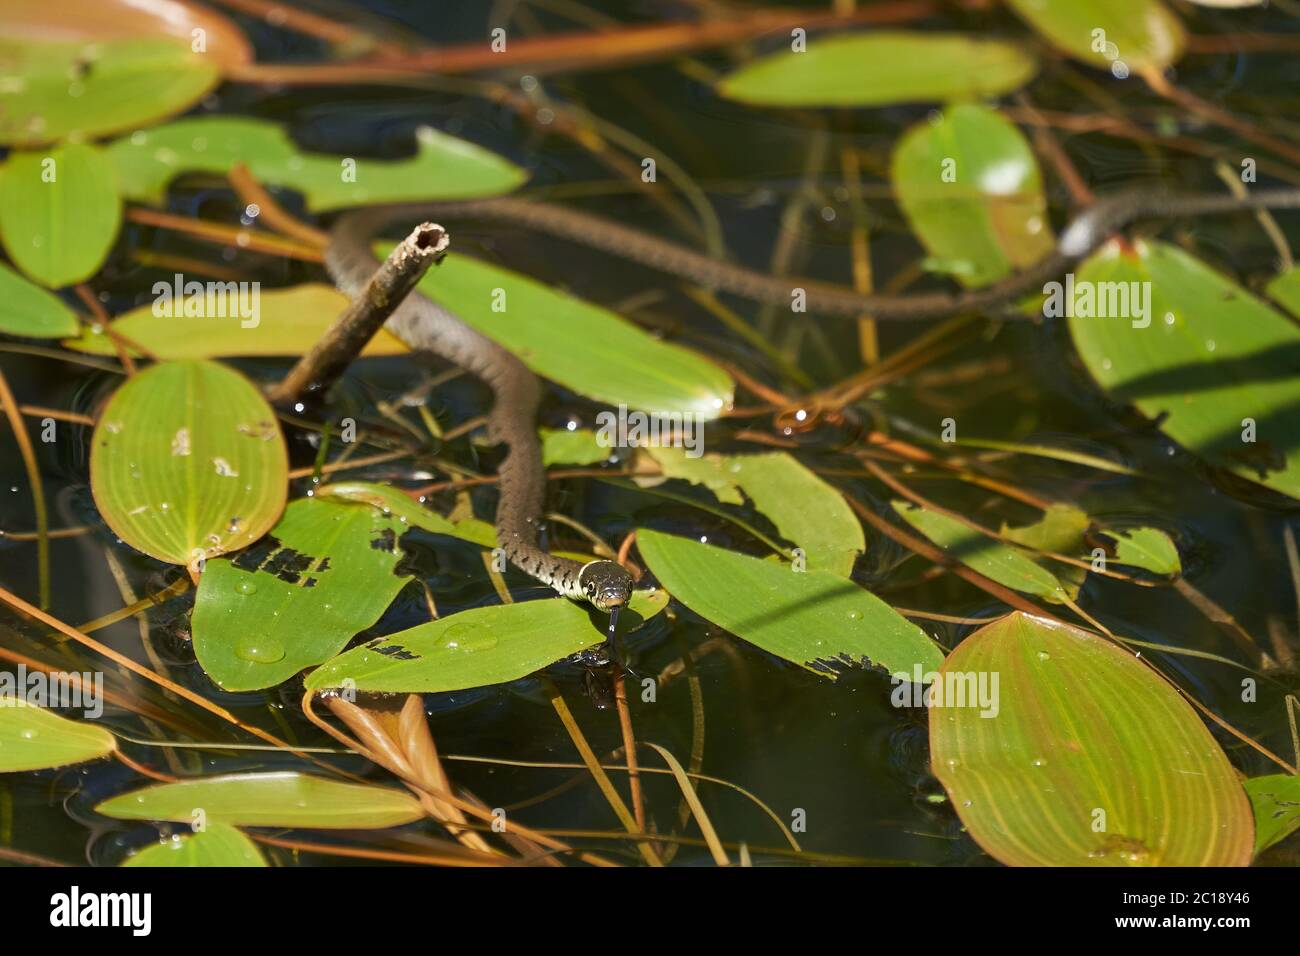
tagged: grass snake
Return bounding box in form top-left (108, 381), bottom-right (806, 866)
top-left (327, 187), bottom-right (1300, 614)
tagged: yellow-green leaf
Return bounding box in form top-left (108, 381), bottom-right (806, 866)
top-left (1006, 0), bottom-right (1185, 71)
top-left (636, 529), bottom-right (943, 677)
top-left (0, 38), bottom-right (219, 147)
top-left (401, 250), bottom-right (734, 420)
top-left (1069, 239), bottom-right (1300, 501)
top-left (1244, 774), bottom-right (1300, 854)
top-left (192, 497), bottom-right (414, 691)
top-left (90, 360), bottom-right (288, 566)
top-left (121, 822), bottom-right (267, 867)
top-left (306, 590), bottom-right (668, 694)
top-left (62, 284), bottom-right (408, 358)
top-left (931, 613), bottom-right (1254, 866)
top-left (0, 697), bottom-right (115, 772)
top-left (0, 143), bottom-right (122, 287)
top-left (0, 262), bottom-right (79, 338)
top-left (892, 104), bottom-right (1054, 287)
top-left (96, 772), bottom-right (424, 829)
top-left (718, 32), bottom-right (1038, 107)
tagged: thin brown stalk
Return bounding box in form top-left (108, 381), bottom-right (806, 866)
top-left (228, 162), bottom-right (330, 248)
top-left (125, 208), bottom-right (324, 262)
top-left (0, 369), bottom-right (49, 608)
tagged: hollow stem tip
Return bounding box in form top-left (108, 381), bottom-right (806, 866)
top-left (411, 222), bottom-right (450, 260)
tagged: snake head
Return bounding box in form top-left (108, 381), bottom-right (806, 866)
top-left (579, 560), bottom-right (634, 612)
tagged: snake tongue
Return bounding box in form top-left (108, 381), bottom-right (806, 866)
top-left (607, 605), bottom-right (621, 636)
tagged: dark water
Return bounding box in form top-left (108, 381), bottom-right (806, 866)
top-left (2, 1), bottom-right (1300, 866)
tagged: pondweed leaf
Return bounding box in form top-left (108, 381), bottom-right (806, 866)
top-left (1005, 0), bottom-right (1185, 72)
top-left (641, 449), bottom-right (864, 575)
top-left (1105, 526), bottom-right (1181, 575)
top-left (1070, 240), bottom-right (1300, 501)
top-left (108, 118), bottom-right (527, 212)
top-left (0, 143), bottom-right (121, 288)
top-left (90, 360), bottom-right (288, 567)
top-left (306, 590), bottom-right (668, 694)
top-left (399, 250), bottom-right (734, 419)
top-left (636, 529), bottom-right (943, 677)
top-left (1266, 265), bottom-right (1300, 317)
top-left (931, 613), bottom-right (1254, 866)
top-left (314, 481), bottom-right (500, 548)
top-left (96, 772), bottom-right (424, 829)
top-left (0, 38), bottom-right (219, 147)
top-left (63, 284), bottom-right (408, 358)
top-left (540, 427), bottom-right (609, 466)
top-left (717, 32), bottom-right (1037, 107)
top-left (0, 697), bottom-right (115, 772)
top-left (892, 501), bottom-right (1073, 603)
top-left (1244, 774), bottom-right (1300, 854)
top-left (121, 822), bottom-right (267, 867)
top-left (192, 497), bottom-right (414, 691)
top-left (892, 104), bottom-right (1054, 287)
top-left (0, 262), bottom-right (79, 338)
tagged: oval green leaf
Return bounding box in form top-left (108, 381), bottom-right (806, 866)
top-left (636, 529), bottom-right (943, 677)
top-left (932, 612), bottom-right (1254, 866)
top-left (1106, 526), bottom-right (1181, 575)
top-left (0, 697), bottom-right (115, 772)
top-left (642, 448), bottom-right (864, 575)
top-left (892, 103), bottom-right (1054, 287)
top-left (90, 360), bottom-right (289, 566)
top-left (107, 118), bottom-right (527, 212)
top-left (1069, 239), bottom-right (1300, 501)
top-left (0, 262), bottom-right (79, 338)
top-left (0, 37), bottom-right (219, 147)
top-left (62, 284), bottom-right (407, 358)
top-left (121, 822), bottom-right (267, 867)
top-left (401, 251), bottom-right (734, 419)
top-left (1006, 0), bottom-right (1185, 72)
top-left (1244, 774), bottom-right (1300, 854)
top-left (96, 772), bottom-right (424, 829)
top-left (892, 501), bottom-right (1073, 603)
top-left (0, 143), bottom-right (122, 288)
top-left (717, 32), bottom-right (1038, 107)
top-left (192, 497), bottom-right (416, 691)
top-left (307, 589), bottom-right (667, 693)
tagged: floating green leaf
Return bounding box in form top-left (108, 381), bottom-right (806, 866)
top-left (192, 497), bottom-right (413, 691)
top-left (0, 38), bottom-right (219, 147)
top-left (717, 32), bottom-right (1038, 107)
top-left (643, 449), bottom-right (864, 575)
top-left (0, 262), bottom-right (79, 338)
top-left (0, 697), bottom-right (115, 772)
top-left (893, 501), bottom-right (1072, 603)
top-left (306, 590), bottom-right (668, 693)
top-left (1266, 265), bottom-right (1300, 317)
top-left (1106, 526), bottom-right (1181, 575)
top-left (931, 613), bottom-right (1254, 866)
top-left (314, 481), bottom-right (498, 548)
top-left (1070, 239), bottom-right (1300, 501)
top-left (999, 504), bottom-right (1090, 554)
top-left (107, 118), bottom-right (528, 212)
top-left (892, 104), bottom-right (1054, 287)
top-left (540, 427), bottom-right (609, 466)
top-left (1244, 774), bottom-right (1300, 854)
top-left (0, 143), bottom-right (121, 287)
top-left (96, 772), bottom-right (424, 829)
top-left (62, 284), bottom-right (407, 358)
top-left (1006, 0), bottom-right (1185, 72)
top-left (636, 529), bottom-right (943, 677)
top-left (90, 360), bottom-right (288, 566)
top-left (121, 822), bottom-right (267, 867)
top-left (400, 251), bottom-right (734, 419)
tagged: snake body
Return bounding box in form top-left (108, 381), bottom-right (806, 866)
top-left (327, 187), bottom-right (1300, 607)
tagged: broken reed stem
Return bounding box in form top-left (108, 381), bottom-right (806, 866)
top-left (268, 223), bottom-right (448, 404)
